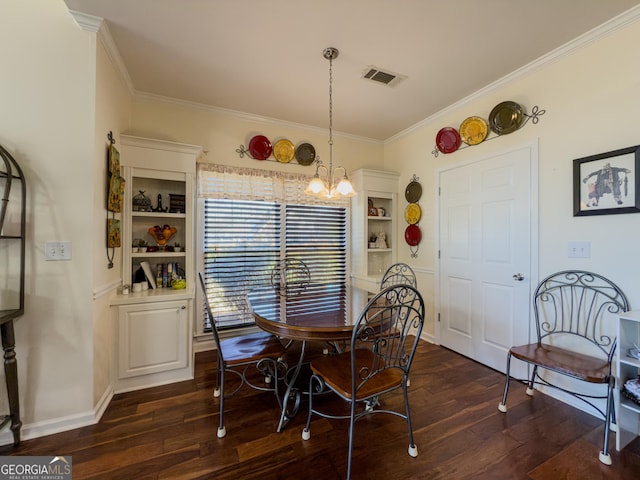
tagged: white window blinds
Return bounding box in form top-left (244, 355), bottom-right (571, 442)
top-left (198, 163), bottom-right (348, 330)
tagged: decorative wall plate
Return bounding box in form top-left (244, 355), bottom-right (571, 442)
top-left (404, 203), bottom-right (421, 225)
top-left (248, 135), bottom-right (272, 160)
top-left (273, 139), bottom-right (295, 163)
top-left (295, 143), bottom-right (316, 165)
top-left (488, 101), bottom-right (525, 135)
top-left (436, 127), bottom-right (461, 154)
top-left (404, 224), bottom-right (421, 246)
top-left (405, 180), bottom-right (422, 203)
top-left (459, 116), bottom-right (489, 145)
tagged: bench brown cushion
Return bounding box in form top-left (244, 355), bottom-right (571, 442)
top-left (510, 343), bottom-right (610, 383)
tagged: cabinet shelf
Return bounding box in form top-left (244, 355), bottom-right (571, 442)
top-left (368, 216), bottom-right (392, 221)
top-left (621, 356), bottom-right (640, 368)
top-left (620, 396), bottom-right (640, 414)
top-left (132, 212), bottom-right (186, 219)
top-left (132, 252), bottom-right (186, 259)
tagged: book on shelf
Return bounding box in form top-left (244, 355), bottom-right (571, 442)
top-left (154, 262), bottom-right (182, 288)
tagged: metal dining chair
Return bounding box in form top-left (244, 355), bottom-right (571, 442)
top-left (270, 258), bottom-right (311, 296)
top-left (380, 262), bottom-right (417, 289)
top-left (198, 273), bottom-right (286, 438)
top-left (301, 284), bottom-right (425, 480)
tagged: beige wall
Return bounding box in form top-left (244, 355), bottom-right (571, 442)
top-left (384, 14), bottom-right (640, 339)
top-left (127, 97), bottom-right (385, 176)
top-left (92, 31), bottom-right (132, 408)
top-left (0, 0), bottom-right (97, 441)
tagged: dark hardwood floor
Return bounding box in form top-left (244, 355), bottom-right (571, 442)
top-left (8, 341), bottom-right (640, 479)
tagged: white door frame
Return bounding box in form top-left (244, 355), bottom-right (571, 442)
top-left (434, 139), bottom-right (540, 347)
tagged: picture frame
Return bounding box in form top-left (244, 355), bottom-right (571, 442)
top-left (573, 144), bottom-right (640, 216)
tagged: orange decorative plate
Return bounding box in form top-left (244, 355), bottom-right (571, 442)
top-left (459, 116), bottom-right (489, 145)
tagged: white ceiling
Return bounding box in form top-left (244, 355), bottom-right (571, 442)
top-left (64, 0), bottom-right (640, 141)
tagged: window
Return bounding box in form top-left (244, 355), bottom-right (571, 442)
top-left (197, 164), bottom-right (348, 333)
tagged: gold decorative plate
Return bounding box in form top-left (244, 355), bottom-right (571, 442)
top-left (460, 116), bottom-right (489, 145)
top-left (273, 139), bottom-right (295, 163)
top-left (404, 203), bottom-right (421, 224)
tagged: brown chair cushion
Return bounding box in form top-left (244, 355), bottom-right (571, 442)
top-left (509, 343), bottom-right (610, 383)
top-left (310, 349), bottom-right (404, 400)
top-left (220, 331), bottom-right (286, 365)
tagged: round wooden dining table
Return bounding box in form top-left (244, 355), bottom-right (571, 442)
top-left (247, 284), bottom-right (374, 431)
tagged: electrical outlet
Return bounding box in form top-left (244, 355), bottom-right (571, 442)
top-left (45, 241), bottom-right (72, 261)
top-left (568, 241), bottom-right (590, 258)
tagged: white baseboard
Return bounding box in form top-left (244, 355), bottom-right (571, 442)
top-left (0, 386), bottom-right (114, 446)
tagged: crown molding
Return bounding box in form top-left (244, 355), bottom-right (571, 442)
top-left (97, 22), bottom-right (135, 96)
top-left (67, 9), bottom-right (135, 96)
top-left (133, 90), bottom-right (382, 145)
top-left (68, 9), bottom-right (102, 32)
top-left (385, 5), bottom-right (640, 144)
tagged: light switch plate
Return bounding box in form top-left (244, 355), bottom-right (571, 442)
top-left (568, 241), bottom-right (590, 258)
top-left (45, 241), bottom-right (72, 260)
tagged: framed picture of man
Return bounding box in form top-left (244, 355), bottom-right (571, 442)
top-left (573, 144), bottom-right (640, 216)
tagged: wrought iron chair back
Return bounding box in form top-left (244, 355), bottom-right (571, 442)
top-left (199, 272), bottom-right (226, 362)
top-left (352, 284), bottom-right (424, 394)
top-left (380, 262), bottom-right (417, 289)
top-left (498, 270), bottom-right (629, 466)
top-left (302, 284), bottom-right (425, 480)
top-left (198, 272), bottom-right (286, 438)
top-left (270, 258), bottom-right (311, 296)
top-left (533, 270), bottom-right (628, 362)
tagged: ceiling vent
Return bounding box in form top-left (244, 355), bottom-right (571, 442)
top-left (362, 66), bottom-right (407, 87)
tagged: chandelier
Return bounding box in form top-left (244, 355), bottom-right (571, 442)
top-left (305, 47), bottom-right (356, 199)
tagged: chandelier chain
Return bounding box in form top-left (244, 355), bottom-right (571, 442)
top-left (328, 52), bottom-right (334, 160)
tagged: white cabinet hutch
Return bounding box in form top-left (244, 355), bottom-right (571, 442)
top-left (350, 169), bottom-right (399, 292)
top-left (110, 135), bottom-right (202, 393)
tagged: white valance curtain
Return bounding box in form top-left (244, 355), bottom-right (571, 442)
top-left (197, 163), bottom-right (350, 206)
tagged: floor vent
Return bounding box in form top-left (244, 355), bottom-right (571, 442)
top-left (362, 66), bottom-right (406, 87)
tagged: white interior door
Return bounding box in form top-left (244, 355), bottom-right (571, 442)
top-left (438, 144), bottom-right (537, 374)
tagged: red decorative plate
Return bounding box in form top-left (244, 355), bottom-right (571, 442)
top-left (436, 127), bottom-right (461, 154)
top-left (404, 224), bottom-right (422, 246)
top-left (248, 135), bottom-right (272, 160)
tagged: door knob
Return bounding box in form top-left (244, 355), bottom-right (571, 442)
top-left (512, 273), bottom-right (524, 281)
